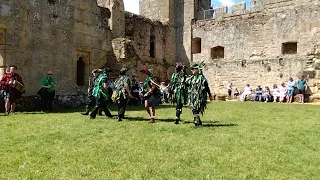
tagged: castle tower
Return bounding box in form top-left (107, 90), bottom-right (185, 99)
top-left (139, 0), bottom-right (174, 24)
top-left (97, 0), bottom-right (125, 37)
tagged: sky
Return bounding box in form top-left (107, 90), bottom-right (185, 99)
top-left (123, 0), bottom-right (246, 14)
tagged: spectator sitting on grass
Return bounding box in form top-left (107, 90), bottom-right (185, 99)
top-left (240, 84), bottom-right (252, 101)
top-left (272, 84), bottom-right (280, 102)
top-left (233, 88), bottom-right (240, 99)
top-left (279, 82), bottom-right (287, 103)
top-left (263, 86), bottom-right (271, 102)
top-left (254, 85), bottom-right (263, 102)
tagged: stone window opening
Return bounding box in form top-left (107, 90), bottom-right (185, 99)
top-left (150, 36), bottom-right (156, 58)
top-left (47, 0), bottom-right (56, 5)
top-left (192, 37), bottom-right (201, 54)
top-left (282, 42), bottom-right (297, 55)
top-left (76, 57), bottom-right (85, 86)
top-left (211, 46), bottom-right (225, 60)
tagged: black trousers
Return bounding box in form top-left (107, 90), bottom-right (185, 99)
top-left (129, 92), bottom-right (139, 105)
top-left (85, 95), bottom-right (103, 115)
top-left (85, 95), bottom-right (95, 111)
top-left (118, 98), bottom-right (128, 119)
top-left (90, 97), bottom-right (112, 118)
top-left (41, 90), bottom-right (55, 111)
top-left (176, 103), bottom-right (183, 118)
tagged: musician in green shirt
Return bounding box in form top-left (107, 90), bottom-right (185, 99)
top-left (41, 71), bottom-right (56, 112)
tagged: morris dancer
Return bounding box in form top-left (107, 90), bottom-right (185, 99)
top-left (169, 62), bottom-right (188, 124)
top-left (90, 69), bottom-right (113, 119)
top-left (140, 68), bottom-right (161, 123)
top-left (187, 62), bottom-right (213, 128)
top-left (112, 68), bottom-right (134, 122)
top-left (82, 69), bottom-right (103, 116)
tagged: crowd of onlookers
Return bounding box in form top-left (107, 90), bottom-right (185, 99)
top-left (227, 76), bottom-right (308, 103)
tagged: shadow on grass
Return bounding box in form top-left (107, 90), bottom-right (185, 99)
top-left (16, 104), bottom-right (178, 114)
top-left (125, 116), bottom-right (238, 127)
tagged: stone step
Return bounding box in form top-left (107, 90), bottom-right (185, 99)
top-left (310, 93), bottom-right (320, 103)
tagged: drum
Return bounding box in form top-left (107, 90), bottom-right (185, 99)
top-left (11, 80), bottom-right (25, 92)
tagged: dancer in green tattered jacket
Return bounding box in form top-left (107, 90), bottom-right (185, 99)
top-left (90, 69), bottom-right (113, 119)
top-left (169, 62), bottom-right (188, 124)
top-left (112, 68), bottom-right (134, 122)
top-left (187, 62), bottom-right (213, 128)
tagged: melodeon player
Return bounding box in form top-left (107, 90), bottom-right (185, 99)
top-left (2, 65), bottom-right (25, 115)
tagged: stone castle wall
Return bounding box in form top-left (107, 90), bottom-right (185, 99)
top-left (192, 0), bottom-right (320, 98)
top-left (139, 0), bottom-right (172, 23)
top-left (0, 0), bottom-right (114, 96)
top-left (120, 12), bottom-right (175, 82)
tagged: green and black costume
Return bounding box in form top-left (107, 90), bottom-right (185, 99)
top-left (141, 68), bottom-right (161, 107)
top-left (90, 70), bottom-right (113, 119)
top-left (112, 68), bottom-right (131, 121)
top-left (187, 62), bottom-right (212, 127)
top-left (82, 76), bottom-right (99, 115)
top-left (169, 62), bottom-right (188, 124)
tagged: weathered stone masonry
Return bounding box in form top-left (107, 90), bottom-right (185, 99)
top-left (192, 0), bottom-right (320, 101)
top-left (0, 0), bottom-right (177, 109)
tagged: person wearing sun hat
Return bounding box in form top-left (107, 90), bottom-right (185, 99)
top-left (169, 62), bottom-right (188, 124)
top-left (41, 70), bottom-right (56, 112)
top-left (140, 67), bottom-right (161, 123)
top-left (89, 68), bottom-right (113, 119)
top-left (187, 62), bottom-right (213, 128)
top-left (81, 69), bottom-right (104, 116)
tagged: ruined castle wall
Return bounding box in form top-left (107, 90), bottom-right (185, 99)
top-left (192, 0), bottom-right (320, 95)
top-left (124, 12), bottom-right (175, 82)
top-left (139, 0), bottom-right (171, 23)
top-left (0, 0), bottom-right (113, 95)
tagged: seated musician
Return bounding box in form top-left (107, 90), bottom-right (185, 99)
top-left (3, 65), bottom-right (25, 115)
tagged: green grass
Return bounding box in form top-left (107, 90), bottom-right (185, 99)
top-left (0, 102), bottom-right (319, 179)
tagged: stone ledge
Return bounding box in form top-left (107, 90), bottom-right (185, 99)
top-left (0, 95), bottom-right (87, 112)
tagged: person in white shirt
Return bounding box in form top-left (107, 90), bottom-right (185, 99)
top-left (278, 82), bottom-right (287, 103)
top-left (227, 83), bottom-right (232, 98)
top-left (272, 84), bottom-right (280, 102)
top-left (240, 84), bottom-right (252, 101)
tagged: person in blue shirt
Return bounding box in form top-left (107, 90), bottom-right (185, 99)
top-left (254, 85), bottom-right (263, 102)
top-left (287, 77), bottom-right (296, 103)
top-left (297, 75), bottom-right (307, 103)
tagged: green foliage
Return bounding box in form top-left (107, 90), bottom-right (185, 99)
top-left (0, 102), bottom-right (319, 179)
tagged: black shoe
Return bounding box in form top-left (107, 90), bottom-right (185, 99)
top-left (107, 115), bottom-right (113, 118)
top-left (118, 117), bottom-right (122, 122)
top-left (198, 120), bottom-right (203, 126)
top-left (90, 116), bottom-right (95, 119)
top-left (81, 112), bottom-right (89, 115)
top-left (194, 122), bottom-right (199, 128)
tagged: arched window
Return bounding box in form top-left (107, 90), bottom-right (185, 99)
top-left (211, 46), bottom-right (225, 59)
top-left (77, 57), bottom-right (85, 86)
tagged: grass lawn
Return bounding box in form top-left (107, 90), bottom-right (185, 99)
top-left (0, 102), bottom-right (319, 179)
